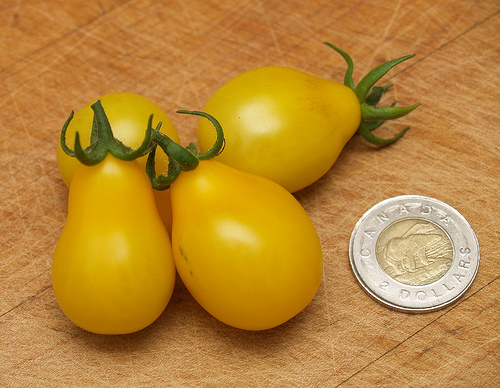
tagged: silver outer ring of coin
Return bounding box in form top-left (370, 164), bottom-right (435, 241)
top-left (349, 195), bottom-right (480, 313)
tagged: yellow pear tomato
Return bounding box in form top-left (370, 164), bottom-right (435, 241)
top-left (198, 43), bottom-right (419, 192)
top-left (57, 92), bottom-right (179, 233)
top-left (52, 155), bottom-right (176, 334)
top-left (170, 160), bottom-right (323, 331)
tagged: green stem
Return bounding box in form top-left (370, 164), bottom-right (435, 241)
top-left (354, 54), bottom-right (415, 103)
top-left (61, 100), bottom-right (153, 165)
top-left (145, 110), bottom-right (225, 190)
top-left (60, 111), bottom-right (75, 157)
top-left (358, 121), bottom-right (409, 146)
top-left (177, 110), bottom-right (225, 160)
top-left (324, 43), bottom-right (355, 89)
top-left (60, 101), bottom-right (225, 190)
top-left (365, 84), bottom-right (393, 106)
top-left (361, 102), bottom-right (421, 121)
top-left (146, 147), bottom-right (181, 190)
top-left (325, 42), bottom-right (420, 145)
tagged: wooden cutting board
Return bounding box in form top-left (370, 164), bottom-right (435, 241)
top-left (1, 0), bottom-right (499, 386)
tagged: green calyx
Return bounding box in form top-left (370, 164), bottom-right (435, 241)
top-left (146, 110), bottom-right (225, 190)
top-left (60, 100), bottom-right (225, 189)
top-left (324, 42), bottom-right (421, 146)
top-left (60, 100), bottom-right (154, 165)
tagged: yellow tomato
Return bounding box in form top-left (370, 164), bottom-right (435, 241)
top-left (198, 66), bottom-right (360, 193)
top-left (57, 92), bottom-right (180, 233)
top-left (170, 160), bottom-right (323, 330)
top-left (52, 155), bottom-right (176, 334)
top-left (198, 45), bottom-right (419, 193)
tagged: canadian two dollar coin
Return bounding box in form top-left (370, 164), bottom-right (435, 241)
top-left (349, 195), bottom-right (480, 313)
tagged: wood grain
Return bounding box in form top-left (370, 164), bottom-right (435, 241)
top-left (1, 0), bottom-right (499, 386)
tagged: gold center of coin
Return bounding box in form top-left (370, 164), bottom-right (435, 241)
top-left (376, 218), bottom-right (453, 286)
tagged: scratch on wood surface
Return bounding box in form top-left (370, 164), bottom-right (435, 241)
top-left (1, 0), bottom-right (21, 41)
top-left (208, 1), bottom-right (259, 47)
top-left (255, 0), bottom-right (282, 57)
top-left (366, 0), bottom-right (402, 70)
top-left (4, 103), bottom-right (32, 259)
top-left (371, 151), bottom-right (385, 198)
top-left (177, 0), bottom-right (203, 36)
top-left (32, 1), bottom-right (56, 24)
top-left (336, 275), bottom-right (500, 386)
top-left (417, 332), bottom-right (500, 386)
top-left (0, 284), bottom-right (51, 319)
top-left (1, 34), bottom-right (94, 110)
top-left (379, 0), bottom-right (402, 43)
top-left (175, 70), bottom-right (203, 111)
top-left (318, 280), bottom-right (339, 371)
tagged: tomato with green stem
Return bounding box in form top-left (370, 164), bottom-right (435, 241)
top-left (57, 92), bottom-right (180, 234)
top-left (147, 113), bottom-right (323, 331)
top-left (197, 43), bottom-right (420, 193)
top-left (53, 101), bottom-right (176, 334)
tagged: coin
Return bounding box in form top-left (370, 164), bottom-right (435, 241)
top-left (349, 195), bottom-right (480, 313)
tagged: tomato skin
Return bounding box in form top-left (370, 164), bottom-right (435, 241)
top-left (198, 66), bottom-right (361, 193)
top-left (52, 155), bottom-right (176, 334)
top-left (170, 160), bottom-right (323, 330)
top-left (57, 92), bottom-right (180, 233)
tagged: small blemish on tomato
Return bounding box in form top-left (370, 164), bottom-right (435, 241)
top-left (179, 246), bottom-right (188, 262)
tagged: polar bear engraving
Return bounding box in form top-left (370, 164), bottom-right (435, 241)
top-left (376, 220), bottom-right (453, 286)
